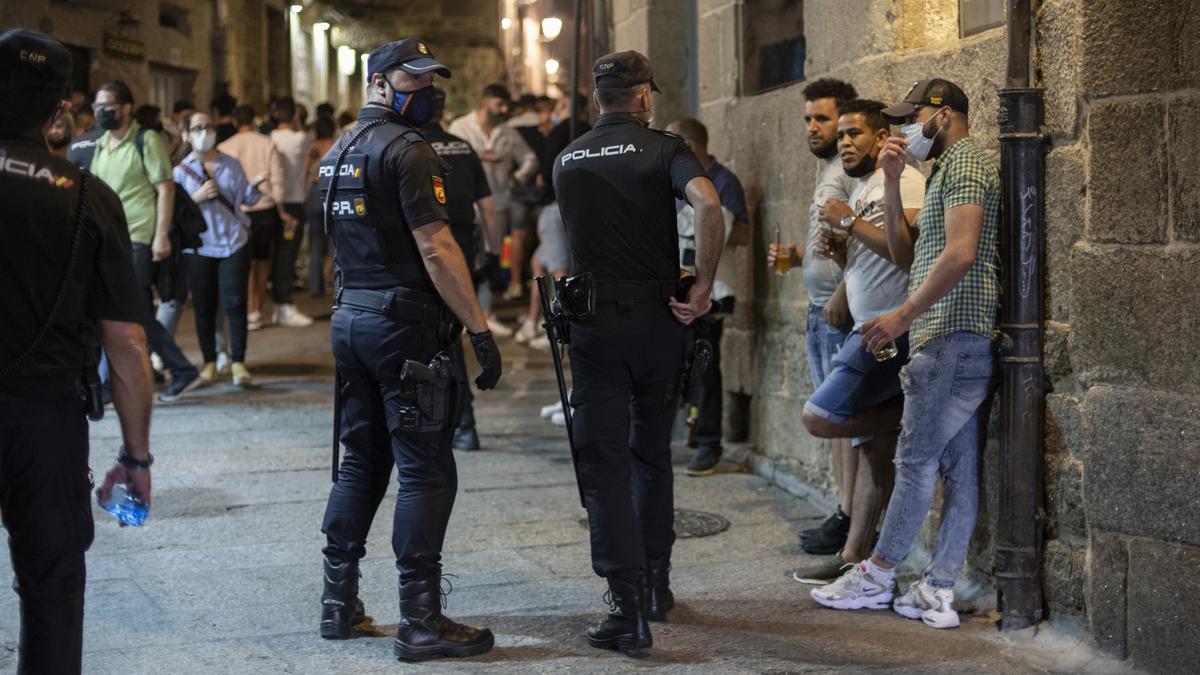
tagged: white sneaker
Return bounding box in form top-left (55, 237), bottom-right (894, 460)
top-left (551, 410), bottom-right (567, 427)
top-left (149, 352), bottom-right (164, 372)
top-left (810, 560), bottom-right (895, 610)
top-left (486, 314), bottom-right (513, 338)
top-left (514, 318), bottom-right (541, 343)
top-left (527, 335), bottom-right (551, 351)
top-left (216, 351), bottom-right (231, 375)
top-left (247, 311), bottom-right (264, 331)
top-left (540, 401), bottom-right (562, 419)
top-left (893, 579), bottom-right (960, 629)
top-left (275, 303), bottom-right (314, 327)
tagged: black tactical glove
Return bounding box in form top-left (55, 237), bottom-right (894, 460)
top-left (470, 330), bottom-right (502, 390)
top-left (481, 253), bottom-right (507, 295)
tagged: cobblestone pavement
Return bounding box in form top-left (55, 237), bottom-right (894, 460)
top-left (0, 298), bottom-right (1135, 673)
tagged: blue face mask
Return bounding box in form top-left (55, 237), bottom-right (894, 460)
top-left (385, 78), bottom-right (436, 127)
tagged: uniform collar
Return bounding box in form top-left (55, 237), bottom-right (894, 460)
top-left (357, 104), bottom-right (403, 124)
top-left (595, 112), bottom-right (645, 128)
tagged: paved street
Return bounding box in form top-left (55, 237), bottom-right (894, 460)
top-left (0, 298), bottom-right (1133, 674)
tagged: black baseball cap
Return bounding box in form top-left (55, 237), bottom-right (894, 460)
top-left (0, 29), bottom-right (72, 94)
top-left (881, 78), bottom-right (969, 123)
top-left (367, 38), bottom-right (450, 80)
top-left (592, 51), bottom-right (660, 92)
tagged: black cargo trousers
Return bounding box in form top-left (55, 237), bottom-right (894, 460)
top-left (0, 393), bottom-right (92, 674)
top-left (321, 290), bottom-right (462, 581)
top-left (568, 295), bottom-right (686, 582)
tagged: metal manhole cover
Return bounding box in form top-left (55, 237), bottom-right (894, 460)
top-left (575, 509), bottom-right (730, 538)
top-left (673, 509), bottom-right (729, 538)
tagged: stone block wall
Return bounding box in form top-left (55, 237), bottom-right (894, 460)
top-left (606, 0), bottom-right (1200, 670)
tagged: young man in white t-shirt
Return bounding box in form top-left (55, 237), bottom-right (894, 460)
top-left (791, 99), bottom-right (925, 584)
top-left (268, 96), bottom-right (314, 327)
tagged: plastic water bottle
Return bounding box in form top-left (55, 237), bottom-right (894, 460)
top-left (99, 485), bottom-right (149, 527)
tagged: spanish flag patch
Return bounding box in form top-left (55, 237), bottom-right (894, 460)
top-left (432, 176), bottom-right (446, 204)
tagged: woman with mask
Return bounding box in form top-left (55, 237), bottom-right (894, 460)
top-left (174, 112), bottom-right (262, 387)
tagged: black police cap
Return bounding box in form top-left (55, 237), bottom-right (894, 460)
top-left (882, 78), bottom-right (969, 123)
top-left (592, 50), bottom-right (660, 93)
top-left (0, 29), bottom-right (72, 94)
top-left (367, 38), bottom-right (451, 80)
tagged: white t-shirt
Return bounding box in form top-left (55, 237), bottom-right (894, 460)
top-left (844, 165), bottom-right (925, 327)
top-left (803, 156), bottom-right (856, 306)
top-left (270, 128), bottom-right (312, 204)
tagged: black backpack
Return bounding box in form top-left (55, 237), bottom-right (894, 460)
top-left (73, 127), bottom-right (207, 250)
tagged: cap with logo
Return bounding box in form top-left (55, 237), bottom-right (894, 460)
top-left (881, 78), bottom-right (969, 123)
top-left (367, 38), bottom-right (451, 80)
top-left (0, 28), bottom-right (72, 94)
top-left (592, 50), bottom-right (660, 93)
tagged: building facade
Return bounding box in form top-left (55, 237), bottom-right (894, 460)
top-left (607, 0), bottom-right (1200, 671)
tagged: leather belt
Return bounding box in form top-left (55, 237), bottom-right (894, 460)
top-left (336, 287), bottom-right (446, 325)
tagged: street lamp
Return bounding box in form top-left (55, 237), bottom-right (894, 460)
top-left (289, 4), bottom-right (302, 13)
top-left (501, 17), bottom-right (513, 30)
top-left (541, 17), bottom-right (562, 40)
top-left (545, 58), bottom-right (559, 75)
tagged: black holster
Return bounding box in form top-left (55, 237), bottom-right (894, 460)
top-left (396, 352), bottom-right (456, 432)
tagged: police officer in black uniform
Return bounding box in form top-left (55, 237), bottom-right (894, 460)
top-left (0, 29), bottom-right (156, 674)
top-left (316, 38), bottom-right (502, 662)
top-left (552, 51), bottom-right (726, 656)
top-left (421, 87), bottom-right (504, 451)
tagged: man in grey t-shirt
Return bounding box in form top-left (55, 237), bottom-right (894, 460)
top-left (769, 79), bottom-right (860, 557)
top-left (793, 100), bottom-right (924, 583)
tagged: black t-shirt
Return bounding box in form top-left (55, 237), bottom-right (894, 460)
top-left (0, 134), bottom-right (141, 399)
top-left (542, 118), bottom-right (592, 203)
top-left (552, 114), bottom-right (707, 282)
top-left (423, 124), bottom-right (491, 227)
top-left (319, 106), bottom-right (449, 290)
top-left (423, 123), bottom-right (491, 259)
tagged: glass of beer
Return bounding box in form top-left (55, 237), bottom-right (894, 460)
top-left (773, 224), bottom-right (792, 275)
top-left (874, 339), bottom-right (899, 362)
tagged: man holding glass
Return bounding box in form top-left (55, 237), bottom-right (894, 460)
top-left (790, 99), bottom-right (925, 583)
top-left (811, 79), bottom-right (1000, 632)
top-left (766, 78), bottom-right (859, 557)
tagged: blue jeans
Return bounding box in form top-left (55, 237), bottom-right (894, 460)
top-left (806, 304), bottom-right (849, 390)
top-left (804, 329), bottom-right (907, 447)
top-left (874, 332), bottom-right (995, 588)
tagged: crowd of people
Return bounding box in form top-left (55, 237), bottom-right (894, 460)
top-left (56, 84), bottom-right (346, 399)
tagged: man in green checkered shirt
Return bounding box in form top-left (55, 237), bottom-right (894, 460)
top-left (811, 79), bottom-right (1000, 630)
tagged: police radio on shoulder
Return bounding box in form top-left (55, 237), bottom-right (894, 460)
top-left (116, 446), bottom-right (154, 471)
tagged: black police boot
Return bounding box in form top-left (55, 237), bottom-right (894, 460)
top-left (644, 556), bottom-right (674, 622)
top-left (586, 577), bottom-right (652, 658)
top-left (394, 574), bottom-right (495, 661)
top-left (452, 425), bottom-right (481, 451)
top-left (320, 557), bottom-right (366, 639)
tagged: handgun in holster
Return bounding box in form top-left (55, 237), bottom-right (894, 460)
top-left (398, 352), bottom-right (456, 432)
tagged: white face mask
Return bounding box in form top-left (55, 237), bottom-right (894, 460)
top-left (190, 130), bottom-right (215, 153)
top-left (899, 109), bottom-right (945, 161)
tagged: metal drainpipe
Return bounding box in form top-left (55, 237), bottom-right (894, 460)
top-left (995, 0), bottom-right (1046, 630)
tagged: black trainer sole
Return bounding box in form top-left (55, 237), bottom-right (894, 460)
top-left (393, 634), bottom-right (495, 662)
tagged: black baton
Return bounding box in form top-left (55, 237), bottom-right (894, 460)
top-left (537, 276), bottom-right (585, 508)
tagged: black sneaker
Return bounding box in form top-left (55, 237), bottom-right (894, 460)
top-left (685, 445), bottom-right (722, 476)
top-left (800, 509), bottom-right (850, 555)
top-left (158, 371), bottom-right (201, 403)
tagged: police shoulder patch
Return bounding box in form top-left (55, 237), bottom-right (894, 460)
top-left (432, 176), bottom-right (446, 204)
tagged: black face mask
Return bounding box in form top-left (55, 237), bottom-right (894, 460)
top-left (96, 107), bottom-right (121, 130)
top-left (844, 152), bottom-right (877, 178)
